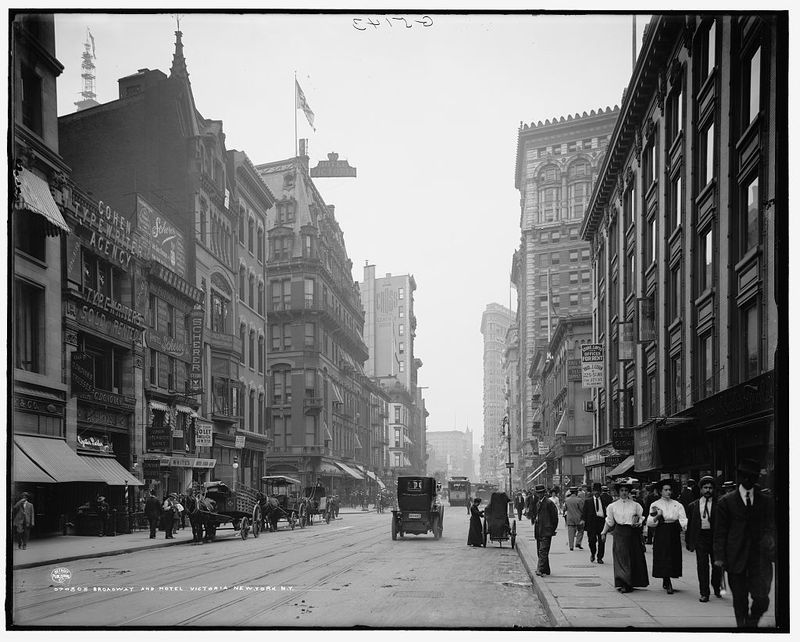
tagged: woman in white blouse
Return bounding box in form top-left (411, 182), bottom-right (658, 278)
top-left (600, 478), bottom-right (649, 593)
top-left (646, 479), bottom-right (688, 594)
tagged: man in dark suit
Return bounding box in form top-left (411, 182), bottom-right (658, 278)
top-left (533, 484), bottom-right (558, 576)
top-left (686, 475), bottom-right (723, 602)
top-left (581, 482), bottom-right (612, 563)
top-left (524, 487), bottom-right (539, 528)
top-left (714, 459), bottom-right (775, 628)
top-left (144, 490), bottom-right (162, 539)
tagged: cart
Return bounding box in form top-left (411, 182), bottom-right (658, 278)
top-left (482, 491), bottom-right (516, 548)
top-left (200, 481), bottom-right (262, 541)
top-left (261, 475), bottom-right (304, 531)
top-left (303, 484), bottom-right (329, 525)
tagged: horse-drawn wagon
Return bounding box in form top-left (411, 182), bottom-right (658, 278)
top-left (185, 481), bottom-right (262, 542)
top-left (260, 475), bottom-right (304, 531)
top-left (303, 484), bottom-right (332, 525)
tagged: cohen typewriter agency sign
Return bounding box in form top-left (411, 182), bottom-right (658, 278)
top-left (581, 344), bottom-right (604, 388)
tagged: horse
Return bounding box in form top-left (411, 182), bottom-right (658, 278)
top-left (185, 492), bottom-right (217, 543)
top-left (259, 495), bottom-right (281, 532)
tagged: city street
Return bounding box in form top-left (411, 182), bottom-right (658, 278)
top-left (11, 506), bottom-right (547, 628)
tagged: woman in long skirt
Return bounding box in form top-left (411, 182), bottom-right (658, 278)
top-left (467, 498), bottom-right (484, 547)
top-left (646, 479), bottom-right (688, 594)
top-left (601, 478), bottom-right (649, 592)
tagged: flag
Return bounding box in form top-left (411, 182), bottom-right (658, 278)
top-left (295, 79), bottom-right (315, 131)
top-left (88, 28), bottom-right (96, 58)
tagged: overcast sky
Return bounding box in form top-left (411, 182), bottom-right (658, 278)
top-left (54, 10), bottom-right (650, 450)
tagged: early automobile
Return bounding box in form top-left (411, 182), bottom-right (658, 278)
top-left (391, 476), bottom-right (444, 540)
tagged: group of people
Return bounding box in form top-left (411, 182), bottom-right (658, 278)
top-left (520, 458), bottom-right (775, 629)
top-left (142, 490), bottom-right (186, 539)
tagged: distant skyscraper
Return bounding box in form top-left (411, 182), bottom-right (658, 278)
top-left (480, 303), bottom-right (513, 485)
top-left (426, 429), bottom-right (474, 479)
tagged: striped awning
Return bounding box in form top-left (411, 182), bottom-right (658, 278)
top-left (149, 400), bottom-right (171, 412)
top-left (525, 461), bottom-right (548, 485)
top-left (16, 168), bottom-right (70, 235)
top-left (335, 461), bottom-right (364, 480)
top-left (15, 435), bottom-right (105, 483)
top-left (376, 477), bottom-right (386, 490)
top-left (331, 382), bottom-right (345, 405)
top-left (79, 455), bottom-right (144, 486)
top-left (13, 444), bottom-right (56, 484)
top-left (317, 462), bottom-right (343, 476)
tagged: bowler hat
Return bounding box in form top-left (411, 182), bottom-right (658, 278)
top-left (654, 479), bottom-right (677, 493)
top-left (534, 484), bottom-right (546, 493)
top-left (591, 482), bottom-right (602, 492)
top-left (737, 458), bottom-right (761, 477)
top-left (699, 475), bottom-right (715, 486)
top-left (613, 477), bottom-right (637, 490)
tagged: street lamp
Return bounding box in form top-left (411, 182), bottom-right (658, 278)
top-left (501, 415), bottom-right (512, 516)
top-left (232, 456), bottom-right (239, 493)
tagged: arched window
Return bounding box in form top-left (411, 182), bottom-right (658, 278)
top-left (238, 207), bottom-right (246, 245)
top-left (258, 335), bottom-right (265, 373)
top-left (257, 228), bottom-right (264, 263)
top-left (239, 266), bottom-right (246, 300)
top-left (249, 389), bottom-right (255, 431)
top-left (258, 282), bottom-right (265, 315)
top-left (538, 187), bottom-right (560, 223)
top-left (248, 217), bottom-right (255, 254)
top-left (249, 329), bottom-right (255, 368)
top-left (239, 323), bottom-right (247, 364)
top-left (248, 273), bottom-right (255, 308)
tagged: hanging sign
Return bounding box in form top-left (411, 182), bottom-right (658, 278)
top-left (235, 435), bottom-right (246, 449)
top-left (310, 152), bottom-right (357, 178)
top-left (71, 352), bottom-right (95, 396)
top-left (581, 344), bottom-right (604, 388)
top-left (195, 421), bottom-right (213, 447)
top-left (188, 307), bottom-right (204, 393)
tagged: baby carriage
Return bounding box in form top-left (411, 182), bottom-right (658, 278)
top-left (482, 491), bottom-right (517, 548)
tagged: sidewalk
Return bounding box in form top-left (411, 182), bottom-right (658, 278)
top-left (514, 524), bottom-right (777, 630)
top-left (11, 510), bottom-right (367, 571)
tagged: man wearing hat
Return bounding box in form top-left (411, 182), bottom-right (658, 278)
top-left (686, 476), bottom-right (723, 602)
top-left (564, 487), bottom-right (585, 551)
top-left (713, 458), bottom-right (775, 628)
top-left (581, 482), bottom-right (612, 563)
top-left (600, 478), bottom-right (649, 592)
top-left (533, 484), bottom-right (559, 576)
top-left (721, 480), bottom-right (737, 495)
top-left (679, 479), bottom-right (699, 511)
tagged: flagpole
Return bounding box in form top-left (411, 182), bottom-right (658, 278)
top-left (294, 71), bottom-right (298, 158)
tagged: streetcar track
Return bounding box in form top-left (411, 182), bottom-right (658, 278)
top-left (19, 519), bottom-right (387, 625)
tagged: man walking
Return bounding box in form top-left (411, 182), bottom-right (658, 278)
top-left (533, 484), bottom-right (558, 577)
top-left (714, 458), bottom-right (775, 628)
top-left (514, 492), bottom-right (525, 521)
top-left (12, 492), bottom-right (35, 550)
top-left (144, 490), bottom-right (162, 539)
top-left (686, 476), bottom-right (723, 602)
top-left (582, 482), bottom-right (612, 563)
top-left (564, 487), bottom-right (584, 551)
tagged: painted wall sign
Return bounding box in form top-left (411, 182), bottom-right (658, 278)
top-left (79, 285), bottom-right (145, 327)
top-left (143, 458), bottom-right (161, 479)
top-left (71, 352), bottom-right (95, 396)
top-left (195, 421), bottom-right (213, 447)
top-left (136, 195), bottom-right (186, 277)
top-left (77, 389), bottom-right (135, 409)
top-left (581, 344), bottom-right (604, 388)
top-left (235, 435), bottom-right (246, 449)
top-left (144, 329), bottom-right (186, 357)
top-left (72, 196), bottom-right (147, 270)
top-left (66, 299), bottom-right (143, 344)
top-left (147, 424), bottom-right (171, 451)
top-left (188, 307), bottom-right (204, 393)
top-left (15, 395), bottom-right (64, 415)
top-left (612, 428), bottom-right (634, 452)
top-left (567, 358), bottom-right (582, 382)
top-left (77, 404), bottom-right (130, 429)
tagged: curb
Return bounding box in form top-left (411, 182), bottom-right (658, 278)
top-left (515, 536), bottom-right (570, 628)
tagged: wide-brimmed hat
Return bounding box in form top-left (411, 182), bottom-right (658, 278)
top-left (654, 479), bottom-right (678, 493)
top-left (737, 458), bottom-right (762, 477)
top-left (699, 475), bottom-right (715, 486)
top-left (613, 477), bottom-right (637, 490)
top-left (534, 484), bottom-right (546, 493)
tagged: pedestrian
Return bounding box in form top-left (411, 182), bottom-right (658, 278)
top-left (144, 490), bottom-right (162, 539)
top-left (600, 485), bottom-right (613, 504)
top-left (686, 475), bottom-right (723, 602)
top-left (577, 483), bottom-right (589, 500)
top-left (713, 458), bottom-right (775, 628)
top-left (581, 482), bottom-right (612, 564)
top-left (96, 495), bottom-right (109, 537)
top-left (679, 479), bottom-right (697, 510)
top-left (564, 487), bottom-right (584, 551)
top-left (514, 492), bottom-right (525, 521)
top-left (162, 494), bottom-right (176, 539)
top-left (549, 486), bottom-right (562, 513)
top-left (721, 480), bottom-right (737, 495)
top-left (12, 492), bottom-right (35, 550)
top-left (600, 478), bottom-right (648, 593)
top-left (533, 484), bottom-right (558, 577)
top-left (642, 484), bottom-right (658, 544)
top-left (467, 498), bottom-right (484, 547)
top-left (172, 494), bottom-right (183, 534)
top-left (524, 487), bottom-right (538, 528)
top-left (646, 479), bottom-right (688, 594)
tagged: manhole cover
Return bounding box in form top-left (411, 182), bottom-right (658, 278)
top-left (575, 582), bottom-right (602, 587)
top-left (393, 591), bottom-right (444, 599)
top-left (565, 564), bottom-right (598, 569)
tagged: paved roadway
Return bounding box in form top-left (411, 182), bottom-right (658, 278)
top-left (12, 504), bottom-right (548, 628)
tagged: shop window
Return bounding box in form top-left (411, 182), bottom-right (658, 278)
top-left (741, 303), bottom-right (760, 381)
top-left (14, 210), bottom-right (45, 260)
top-left (14, 279), bottom-right (44, 373)
top-left (698, 332), bottom-right (715, 400)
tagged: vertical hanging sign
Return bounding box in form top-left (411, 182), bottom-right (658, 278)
top-left (581, 344), bottom-right (604, 388)
top-left (188, 307), bottom-right (204, 393)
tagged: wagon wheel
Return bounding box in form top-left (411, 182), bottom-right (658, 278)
top-left (391, 515), bottom-right (397, 541)
top-left (240, 516), bottom-right (250, 540)
top-left (252, 507), bottom-right (261, 538)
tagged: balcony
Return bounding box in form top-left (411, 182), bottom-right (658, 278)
top-left (303, 397), bottom-right (324, 415)
top-left (208, 330), bottom-right (242, 357)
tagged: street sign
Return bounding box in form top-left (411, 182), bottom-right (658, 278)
top-left (235, 435), bottom-right (246, 449)
top-left (505, 462), bottom-right (514, 468)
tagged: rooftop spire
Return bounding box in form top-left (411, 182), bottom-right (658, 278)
top-left (169, 27), bottom-right (189, 81)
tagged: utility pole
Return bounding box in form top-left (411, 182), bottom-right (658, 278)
top-left (502, 415), bottom-right (513, 517)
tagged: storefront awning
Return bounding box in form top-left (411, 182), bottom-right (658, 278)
top-left (376, 477), bottom-right (386, 490)
top-left (15, 435), bottom-right (106, 483)
top-left (13, 444), bottom-right (56, 484)
top-left (149, 400), bottom-right (171, 412)
top-left (525, 461), bottom-right (548, 485)
top-left (335, 461), bottom-right (364, 480)
top-left (317, 462), bottom-right (343, 476)
top-left (607, 455), bottom-right (635, 478)
top-left (16, 167), bottom-right (70, 235)
top-left (354, 434), bottom-right (363, 449)
top-left (80, 455), bottom-right (144, 486)
top-left (323, 420), bottom-right (333, 441)
top-left (364, 469), bottom-right (378, 482)
top-left (331, 382), bottom-right (345, 405)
